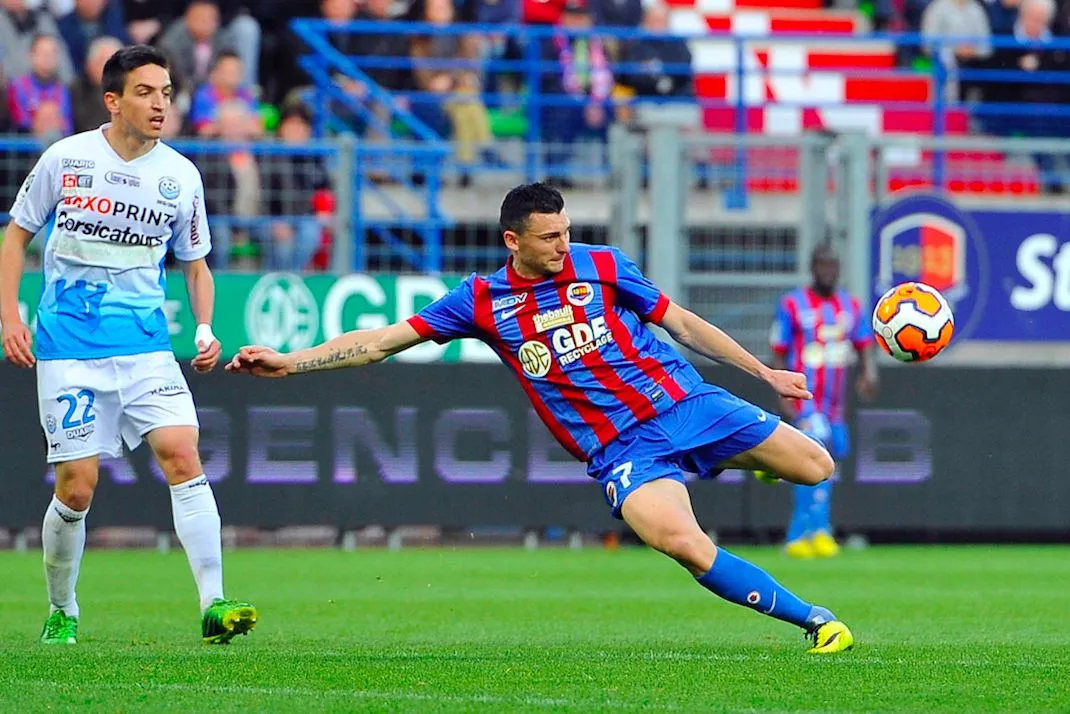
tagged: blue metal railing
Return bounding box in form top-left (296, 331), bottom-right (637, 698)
top-left (291, 21), bottom-right (1070, 189)
top-left (292, 19), bottom-right (453, 273)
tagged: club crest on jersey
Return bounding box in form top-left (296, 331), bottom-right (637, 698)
top-left (158, 176), bottom-right (181, 200)
top-left (566, 282), bottom-right (594, 307)
top-left (492, 293), bottom-right (527, 312)
top-left (518, 340), bottom-right (553, 378)
top-left (533, 305), bottom-right (574, 333)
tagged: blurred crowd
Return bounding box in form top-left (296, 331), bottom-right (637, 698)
top-left (0, 0), bottom-right (1068, 268)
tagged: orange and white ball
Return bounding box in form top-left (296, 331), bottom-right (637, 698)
top-left (872, 282), bottom-right (955, 363)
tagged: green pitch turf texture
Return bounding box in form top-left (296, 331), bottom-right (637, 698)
top-left (0, 546), bottom-right (1067, 713)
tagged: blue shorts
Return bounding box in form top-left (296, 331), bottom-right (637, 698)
top-left (587, 383), bottom-right (780, 519)
top-left (794, 412), bottom-right (850, 461)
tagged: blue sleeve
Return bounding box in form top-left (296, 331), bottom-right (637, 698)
top-left (611, 248), bottom-right (670, 322)
top-left (770, 296), bottom-right (794, 355)
top-left (407, 275), bottom-right (478, 344)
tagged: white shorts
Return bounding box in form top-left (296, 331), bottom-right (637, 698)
top-left (37, 351), bottom-right (199, 464)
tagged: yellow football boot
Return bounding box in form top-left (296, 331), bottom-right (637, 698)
top-left (784, 538), bottom-right (815, 559)
top-left (752, 469), bottom-right (780, 485)
top-left (810, 531), bottom-right (841, 558)
top-left (807, 621), bottom-right (855, 654)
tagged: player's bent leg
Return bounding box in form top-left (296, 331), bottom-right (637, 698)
top-left (40, 456), bottom-right (100, 644)
top-left (620, 478), bottom-right (715, 576)
top-left (620, 478), bottom-right (853, 653)
top-left (722, 422), bottom-right (834, 486)
top-left (145, 426), bottom-right (257, 644)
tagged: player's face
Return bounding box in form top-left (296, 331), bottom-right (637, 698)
top-left (107, 64), bottom-right (173, 141)
top-left (507, 211), bottom-right (571, 277)
top-left (811, 253), bottom-right (840, 294)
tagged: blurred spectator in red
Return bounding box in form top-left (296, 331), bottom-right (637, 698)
top-left (411, 0), bottom-right (492, 184)
top-left (56, 0), bottom-right (128, 71)
top-left (262, 103), bottom-right (333, 270)
top-left (189, 50), bottom-right (261, 137)
top-left (540, 0), bottom-right (613, 186)
top-left (7, 33), bottom-right (73, 134)
top-left (158, 0), bottom-right (239, 98)
top-left (0, 0), bottom-right (76, 83)
top-left (524, 0), bottom-right (566, 24)
top-left (70, 34), bottom-right (120, 132)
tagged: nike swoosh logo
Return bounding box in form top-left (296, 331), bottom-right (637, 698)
top-left (763, 591), bottom-right (777, 615)
top-left (757, 411), bottom-right (767, 422)
top-left (500, 306), bottom-right (524, 320)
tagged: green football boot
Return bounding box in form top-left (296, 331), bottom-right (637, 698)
top-left (40, 610), bottom-right (78, 645)
top-left (201, 599), bottom-right (258, 644)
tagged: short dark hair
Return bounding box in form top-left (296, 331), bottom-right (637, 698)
top-left (101, 44), bottom-right (170, 96)
top-left (212, 49), bottom-right (242, 69)
top-left (499, 183), bottom-right (564, 236)
top-left (279, 102), bottom-right (312, 125)
top-left (810, 242), bottom-right (839, 265)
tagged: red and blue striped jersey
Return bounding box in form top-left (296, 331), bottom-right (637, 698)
top-left (770, 287), bottom-right (873, 422)
top-left (407, 244), bottom-right (703, 461)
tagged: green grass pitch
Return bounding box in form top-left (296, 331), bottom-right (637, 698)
top-left (0, 546), bottom-right (1067, 713)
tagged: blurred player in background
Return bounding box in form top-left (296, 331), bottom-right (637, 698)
top-left (0, 45), bottom-right (257, 645)
top-left (768, 244), bottom-right (878, 558)
top-left (228, 183), bottom-right (856, 654)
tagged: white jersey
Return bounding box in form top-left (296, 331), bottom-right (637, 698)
top-left (9, 125), bottom-right (211, 361)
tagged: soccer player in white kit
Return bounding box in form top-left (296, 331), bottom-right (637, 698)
top-left (0, 45), bottom-right (258, 645)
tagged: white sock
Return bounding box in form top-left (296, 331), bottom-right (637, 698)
top-left (42, 495), bottom-right (88, 619)
top-left (170, 475), bottom-right (224, 612)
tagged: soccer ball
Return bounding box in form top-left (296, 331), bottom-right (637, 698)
top-left (872, 282), bottom-right (954, 363)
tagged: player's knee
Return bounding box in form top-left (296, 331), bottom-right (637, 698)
top-left (54, 470), bottom-right (96, 511)
top-left (155, 441), bottom-right (203, 482)
top-left (800, 445), bottom-right (835, 485)
top-left (658, 530), bottom-right (715, 573)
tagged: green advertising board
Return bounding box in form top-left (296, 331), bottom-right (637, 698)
top-left (7, 272), bottom-right (497, 363)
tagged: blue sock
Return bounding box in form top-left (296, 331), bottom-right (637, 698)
top-left (786, 484), bottom-right (813, 542)
top-left (809, 479), bottom-right (833, 534)
top-left (696, 548), bottom-right (833, 629)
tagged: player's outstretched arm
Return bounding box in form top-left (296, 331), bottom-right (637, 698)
top-left (659, 301), bottom-right (812, 400)
top-left (0, 221), bottom-right (36, 368)
top-left (226, 321), bottom-right (427, 378)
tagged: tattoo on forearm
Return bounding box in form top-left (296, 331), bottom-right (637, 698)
top-left (293, 344), bottom-right (369, 373)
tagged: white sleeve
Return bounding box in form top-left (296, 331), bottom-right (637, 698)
top-left (172, 168), bottom-right (212, 262)
top-left (9, 147), bottom-right (61, 234)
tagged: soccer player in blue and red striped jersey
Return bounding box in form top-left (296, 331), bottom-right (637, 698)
top-left (228, 184), bottom-right (855, 653)
top-left (769, 244), bottom-right (878, 559)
